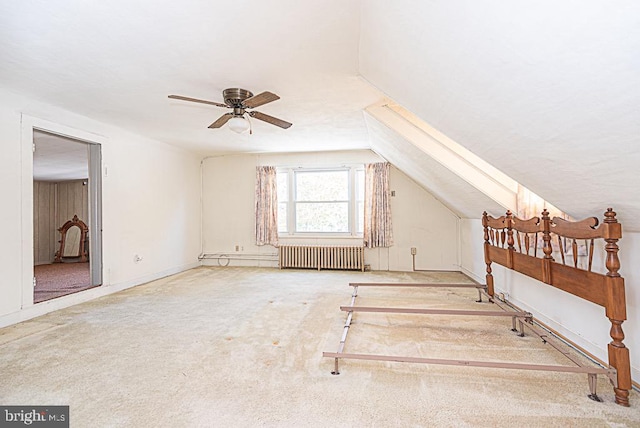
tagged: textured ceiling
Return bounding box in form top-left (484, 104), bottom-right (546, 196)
top-left (359, 1), bottom-right (640, 230)
top-left (33, 131), bottom-right (89, 181)
top-left (0, 0), bottom-right (381, 155)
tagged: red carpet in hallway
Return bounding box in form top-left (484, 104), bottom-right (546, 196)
top-left (34, 262), bottom-right (96, 303)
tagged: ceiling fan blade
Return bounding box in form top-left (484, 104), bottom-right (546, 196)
top-left (208, 113), bottom-right (234, 128)
top-left (242, 91), bottom-right (280, 109)
top-left (168, 95), bottom-right (229, 108)
top-left (249, 111), bottom-right (292, 129)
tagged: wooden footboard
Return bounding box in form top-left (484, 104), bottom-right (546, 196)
top-left (482, 208), bottom-right (631, 406)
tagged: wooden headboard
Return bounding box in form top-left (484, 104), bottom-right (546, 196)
top-left (482, 208), bottom-right (631, 406)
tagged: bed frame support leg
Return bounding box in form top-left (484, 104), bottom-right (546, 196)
top-left (518, 319), bottom-right (525, 337)
top-left (332, 358), bottom-right (340, 375)
top-left (510, 317), bottom-right (525, 336)
top-left (587, 374), bottom-right (602, 402)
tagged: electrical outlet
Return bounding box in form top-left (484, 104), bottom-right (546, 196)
top-left (235, 245), bottom-right (239, 252)
top-left (134, 254), bottom-right (143, 263)
top-left (410, 247), bottom-right (417, 255)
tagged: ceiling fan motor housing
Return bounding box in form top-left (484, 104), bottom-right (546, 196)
top-left (223, 88), bottom-right (253, 107)
top-left (168, 88), bottom-right (292, 129)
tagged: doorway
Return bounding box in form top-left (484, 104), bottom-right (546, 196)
top-left (32, 130), bottom-right (102, 303)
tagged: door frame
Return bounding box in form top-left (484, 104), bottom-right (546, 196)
top-left (21, 115), bottom-right (105, 308)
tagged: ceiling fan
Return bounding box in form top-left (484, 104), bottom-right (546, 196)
top-left (168, 88), bottom-right (292, 134)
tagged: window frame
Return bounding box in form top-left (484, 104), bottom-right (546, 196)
top-left (277, 166), bottom-right (364, 237)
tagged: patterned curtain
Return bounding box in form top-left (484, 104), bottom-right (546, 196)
top-left (363, 162), bottom-right (393, 248)
top-left (255, 166), bottom-right (279, 247)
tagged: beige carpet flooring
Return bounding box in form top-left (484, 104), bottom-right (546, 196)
top-left (0, 267), bottom-right (638, 427)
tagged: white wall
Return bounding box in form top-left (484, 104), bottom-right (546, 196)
top-left (459, 218), bottom-right (639, 384)
top-left (201, 151), bottom-right (459, 271)
top-left (0, 88), bottom-right (202, 326)
top-left (0, 100), bottom-right (23, 318)
top-left (458, 219), bottom-right (485, 283)
top-left (201, 154), bottom-right (263, 266)
top-left (383, 167), bottom-right (459, 271)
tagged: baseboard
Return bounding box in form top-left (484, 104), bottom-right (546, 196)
top-left (199, 254), bottom-right (278, 268)
top-left (0, 261), bottom-right (200, 328)
top-left (458, 265), bottom-right (484, 284)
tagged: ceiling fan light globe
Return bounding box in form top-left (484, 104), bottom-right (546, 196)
top-left (228, 116), bottom-right (250, 134)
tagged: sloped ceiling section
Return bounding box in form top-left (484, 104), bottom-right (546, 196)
top-left (359, 1), bottom-right (640, 231)
top-left (365, 111), bottom-right (505, 219)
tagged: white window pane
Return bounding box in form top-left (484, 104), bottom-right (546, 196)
top-left (296, 171), bottom-right (348, 201)
top-left (278, 202), bottom-right (288, 232)
top-left (357, 201), bottom-right (364, 234)
top-left (356, 169), bottom-right (365, 201)
top-left (277, 171), bottom-right (288, 201)
top-left (296, 202), bottom-right (348, 232)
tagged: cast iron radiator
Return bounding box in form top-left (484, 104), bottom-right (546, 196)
top-left (278, 245), bottom-right (365, 271)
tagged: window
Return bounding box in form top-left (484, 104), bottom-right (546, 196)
top-left (277, 171), bottom-right (289, 233)
top-left (277, 166), bottom-right (364, 235)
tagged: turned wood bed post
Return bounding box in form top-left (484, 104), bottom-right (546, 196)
top-left (482, 212), bottom-right (494, 297)
top-left (602, 208), bottom-right (631, 406)
top-left (541, 209), bottom-right (553, 284)
top-left (505, 211), bottom-right (515, 269)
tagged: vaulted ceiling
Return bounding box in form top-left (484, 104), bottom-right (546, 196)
top-left (2, 1), bottom-right (639, 228)
top-left (358, 1), bottom-right (640, 228)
